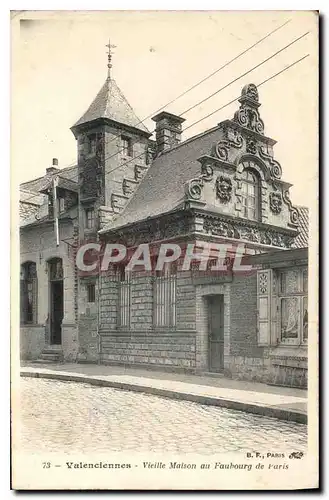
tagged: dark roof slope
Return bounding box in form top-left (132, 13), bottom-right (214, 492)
top-left (100, 126), bottom-right (223, 233)
top-left (293, 206), bottom-right (309, 248)
top-left (20, 164), bottom-right (78, 228)
top-left (20, 165), bottom-right (78, 193)
top-left (73, 78), bottom-right (149, 134)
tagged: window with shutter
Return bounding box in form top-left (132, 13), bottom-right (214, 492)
top-left (277, 267), bottom-right (308, 345)
top-left (257, 269), bottom-right (272, 346)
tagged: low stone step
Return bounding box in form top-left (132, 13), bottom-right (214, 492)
top-left (32, 359), bottom-right (63, 365)
top-left (42, 348), bottom-right (62, 355)
top-left (38, 352), bottom-right (63, 363)
top-left (202, 371), bottom-right (225, 378)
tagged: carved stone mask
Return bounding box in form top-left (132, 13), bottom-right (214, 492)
top-left (216, 176), bottom-right (233, 203)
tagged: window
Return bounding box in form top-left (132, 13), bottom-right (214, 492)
top-left (121, 136), bottom-right (133, 157)
top-left (117, 266), bottom-right (131, 328)
top-left (85, 208), bottom-right (95, 229)
top-left (87, 134), bottom-right (97, 156)
top-left (153, 263), bottom-right (176, 328)
top-left (278, 268), bottom-right (308, 345)
top-left (20, 262), bottom-right (37, 324)
top-left (58, 197), bottom-right (65, 213)
top-left (87, 283), bottom-right (96, 303)
top-left (241, 168), bottom-right (260, 221)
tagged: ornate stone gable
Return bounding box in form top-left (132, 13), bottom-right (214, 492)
top-left (185, 163), bottom-right (214, 201)
top-left (183, 83), bottom-right (300, 232)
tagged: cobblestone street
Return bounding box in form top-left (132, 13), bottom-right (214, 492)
top-left (18, 379), bottom-right (307, 455)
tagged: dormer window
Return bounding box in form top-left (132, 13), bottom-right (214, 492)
top-left (121, 136), bottom-right (133, 157)
top-left (241, 168), bottom-right (260, 221)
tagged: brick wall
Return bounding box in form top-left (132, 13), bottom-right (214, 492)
top-left (176, 272), bottom-right (196, 330)
top-left (100, 333), bottom-right (196, 370)
top-left (225, 353), bottom-right (307, 388)
top-left (130, 273), bottom-right (153, 330)
top-left (229, 273), bottom-right (264, 358)
top-left (99, 269), bottom-right (197, 370)
top-left (99, 271), bottom-right (118, 329)
top-left (77, 277), bottom-right (99, 362)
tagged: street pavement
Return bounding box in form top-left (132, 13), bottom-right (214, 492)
top-left (18, 378), bottom-right (307, 455)
top-left (20, 362), bottom-right (307, 422)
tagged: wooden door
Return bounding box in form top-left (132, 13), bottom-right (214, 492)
top-left (50, 281), bottom-right (63, 345)
top-left (208, 295), bottom-right (224, 372)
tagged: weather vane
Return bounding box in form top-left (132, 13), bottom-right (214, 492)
top-left (106, 38), bottom-right (117, 78)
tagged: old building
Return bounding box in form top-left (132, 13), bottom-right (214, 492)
top-left (19, 61), bottom-right (308, 387)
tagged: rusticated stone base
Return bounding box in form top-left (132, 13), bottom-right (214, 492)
top-left (100, 331), bottom-right (196, 370)
top-left (225, 354), bottom-right (307, 389)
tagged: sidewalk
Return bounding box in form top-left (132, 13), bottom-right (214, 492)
top-left (20, 362), bottom-right (307, 424)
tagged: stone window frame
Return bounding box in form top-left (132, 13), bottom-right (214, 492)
top-left (152, 262), bottom-right (177, 330)
top-left (87, 282), bottom-right (96, 304)
top-left (85, 207), bottom-right (95, 230)
top-left (240, 169), bottom-right (260, 221)
top-left (86, 133), bottom-right (97, 157)
top-left (116, 264), bottom-right (131, 329)
top-left (195, 283), bottom-right (231, 371)
top-left (20, 261), bottom-right (38, 325)
top-left (276, 267), bottom-right (308, 346)
top-left (235, 155), bottom-right (269, 223)
top-left (121, 135), bottom-right (133, 157)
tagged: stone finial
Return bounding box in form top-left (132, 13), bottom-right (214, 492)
top-left (240, 83), bottom-right (260, 104)
top-left (233, 83), bottom-right (264, 135)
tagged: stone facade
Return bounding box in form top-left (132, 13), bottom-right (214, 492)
top-left (20, 220), bottom-right (78, 361)
top-left (19, 75), bottom-right (309, 388)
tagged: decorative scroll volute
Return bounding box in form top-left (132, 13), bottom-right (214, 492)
top-left (185, 163), bottom-right (214, 201)
top-left (233, 84), bottom-right (265, 135)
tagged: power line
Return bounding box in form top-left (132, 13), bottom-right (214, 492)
top-left (102, 30), bottom-right (308, 169)
top-left (183, 54), bottom-right (310, 133)
top-left (21, 52), bottom-right (309, 210)
top-left (21, 46), bottom-right (309, 208)
top-left (104, 53), bottom-right (310, 177)
top-left (21, 20), bottom-right (298, 195)
top-left (180, 31), bottom-right (309, 116)
top-left (62, 18), bottom-right (291, 170)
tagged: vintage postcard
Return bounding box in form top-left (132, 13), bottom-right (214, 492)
top-left (11, 10), bottom-right (319, 490)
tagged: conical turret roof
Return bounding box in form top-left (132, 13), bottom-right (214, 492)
top-left (73, 77), bottom-right (150, 135)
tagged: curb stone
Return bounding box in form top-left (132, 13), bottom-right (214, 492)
top-left (20, 370), bottom-right (307, 424)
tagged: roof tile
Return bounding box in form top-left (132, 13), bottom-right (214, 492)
top-left (73, 78), bottom-right (150, 134)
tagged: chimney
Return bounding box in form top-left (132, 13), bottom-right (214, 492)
top-left (152, 112), bottom-right (185, 154)
top-left (46, 158), bottom-right (59, 174)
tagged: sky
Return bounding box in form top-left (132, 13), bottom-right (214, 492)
top-left (12, 10), bottom-right (318, 207)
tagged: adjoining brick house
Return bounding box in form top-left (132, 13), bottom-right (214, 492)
top-left (19, 67), bottom-right (309, 387)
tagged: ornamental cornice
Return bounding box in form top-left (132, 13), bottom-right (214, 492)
top-left (219, 119), bottom-right (277, 147)
top-left (197, 155), bottom-right (236, 171)
top-left (198, 210), bottom-right (298, 236)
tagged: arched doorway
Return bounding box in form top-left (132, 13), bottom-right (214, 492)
top-left (48, 258), bottom-right (64, 345)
